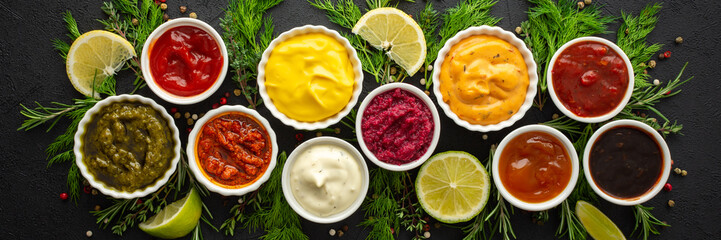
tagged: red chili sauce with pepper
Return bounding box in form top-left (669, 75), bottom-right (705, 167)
top-left (551, 41), bottom-right (629, 117)
top-left (196, 113), bottom-right (271, 188)
top-left (150, 26), bottom-right (223, 97)
top-left (499, 131), bottom-right (572, 203)
top-left (361, 88), bottom-right (434, 165)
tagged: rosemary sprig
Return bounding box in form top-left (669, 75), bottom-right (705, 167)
top-left (521, 0), bottom-right (614, 108)
top-left (633, 204), bottom-right (670, 240)
top-left (98, 0), bottom-right (164, 93)
top-left (423, 0), bottom-right (501, 90)
top-left (220, 152), bottom-right (308, 239)
top-left (220, 0), bottom-right (283, 109)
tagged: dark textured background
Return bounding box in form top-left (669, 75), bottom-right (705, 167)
top-left (1, 0), bottom-right (719, 239)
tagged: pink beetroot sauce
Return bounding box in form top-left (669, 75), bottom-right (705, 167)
top-left (361, 88), bottom-right (434, 165)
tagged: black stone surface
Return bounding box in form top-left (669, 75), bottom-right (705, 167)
top-left (1, 0), bottom-right (720, 239)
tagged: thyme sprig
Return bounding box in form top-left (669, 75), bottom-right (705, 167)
top-left (220, 152), bottom-right (308, 240)
top-left (422, 0), bottom-right (501, 90)
top-left (521, 0), bottom-right (614, 108)
top-left (220, 0), bottom-right (283, 109)
top-left (633, 204), bottom-right (670, 240)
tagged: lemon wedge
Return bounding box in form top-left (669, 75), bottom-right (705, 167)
top-left (352, 7), bottom-right (426, 76)
top-left (416, 151), bottom-right (490, 223)
top-left (66, 30), bottom-right (135, 98)
top-left (138, 188), bottom-right (202, 239)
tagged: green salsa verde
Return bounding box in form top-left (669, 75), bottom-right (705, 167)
top-left (82, 102), bottom-right (175, 192)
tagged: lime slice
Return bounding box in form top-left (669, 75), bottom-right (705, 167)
top-left (139, 188), bottom-right (202, 239)
top-left (352, 7), bottom-right (426, 76)
top-left (66, 30), bottom-right (135, 98)
top-left (576, 200), bottom-right (626, 240)
top-left (416, 151), bottom-right (490, 223)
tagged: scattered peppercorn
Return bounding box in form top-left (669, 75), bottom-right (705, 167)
top-left (342, 225), bottom-right (349, 231)
top-left (577, 1), bottom-right (585, 9)
top-left (337, 230), bottom-right (344, 237)
top-left (424, 90), bottom-right (430, 96)
top-left (681, 170), bottom-right (688, 176)
top-left (664, 183), bottom-right (672, 191)
top-left (675, 36), bottom-right (683, 44)
top-left (103, 218), bottom-right (109, 224)
top-left (234, 89), bottom-right (241, 96)
top-left (84, 185), bottom-right (92, 194)
top-left (658, 53), bottom-right (665, 60)
top-left (372, 193), bottom-right (378, 199)
top-left (420, 78), bottom-right (426, 85)
top-left (584, 0), bottom-right (592, 4)
top-left (663, 51), bottom-right (671, 58)
top-left (674, 167), bottom-right (682, 174)
top-left (131, 18), bottom-right (139, 26)
top-left (187, 127), bottom-right (192, 133)
top-left (552, 113), bottom-right (559, 119)
top-left (434, 222), bottom-right (441, 229)
top-left (424, 231), bottom-right (431, 238)
top-left (136, 199), bottom-right (143, 204)
top-left (163, 13), bottom-right (169, 21)
top-left (169, 107), bottom-right (178, 114)
top-left (653, 79), bottom-right (660, 86)
top-left (515, 26), bottom-right (522, 35)
top-left (224, 92), bottom-right (231, 98)
top-left (212, 103), bottom-right (219, 109)
top-left (60, 192), bottom-right (69, 200)
top-left (427, 64), bottom-right (433, 71)
top-left (220, 97), bottom-right (228, 105)
top-left (295, 133), bottom-right (303, 141)
top-left (94, 205), bottom-right (101, 211)
top-left (482, 134), bottom-right (488, 140)
top-left (180, 6), bottom-right (188, 13)
top-left (91, 189), bottom-right (98, 195)
top-left (187, 118), bottom-right (194, 125)
top-left (160, 0), bottom-right (166, 2)
top-left (192, 114), bottom-right (198, 120)
top-left (423, 224), bottom-right (430, 231)
top-left (184, 112), bottom-right (191, 118)
top-left (86, 230), bottom-right (93, 237)
top-left (389, 76), bottom-right (395, 83)
top-left (335, 127), bottom-right (341, 134)
top-left (173, 112), bottom-right (181, 119)
top-left (390, 67), bottom-right (397, 75)
top-left (648, 60), bottom-right (657, 68)
top-left (329, 229), bottom-right (336, 236)
top-left (160, 3), bottom-right (167, 10)
top-left (668, 200), bottom-right (675, 207)
top-left (316, 132), bottom-right (323, 137)
top-left (189, 12), bottom-right (198, 19)
top-left (390, 228), bottom-right (395, 234)
top-left (671, 159), bottom-right (674, 165)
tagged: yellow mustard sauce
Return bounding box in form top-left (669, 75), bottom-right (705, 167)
top-left (439, 35), bottom-right (529, 125)
top-left (265, 33), bottom-right (355, 122)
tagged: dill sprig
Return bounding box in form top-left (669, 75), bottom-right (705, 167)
top-left (633, 204), bottom-right (670, 240)
top-left (92, 153), bottom-right (215, 237)
top-left (521, 0), bottom-right (614, 108)
top-left (220, 0), bottom-right (283, 109)
top-left (423, 0), bottom-right (501, 90)
top-left (97, 0), bottom-right (164, 93)
top-left (617, 3), bottom-right (663, 88)
top-left (462, 148), bottom-right (516, 240)
top-left (359, 168), bottom-right (405, 239)
top-left (220, 152), bottom-right (308, 239)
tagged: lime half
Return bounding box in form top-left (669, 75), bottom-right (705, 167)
top-left (416, 151), bottom-right (490, 223)
top-left (139, 188), bottom-right (202, 239)
top-left (576, 200), bottom-right (626, 240)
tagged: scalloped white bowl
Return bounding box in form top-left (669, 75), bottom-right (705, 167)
top-left (583, 120), bottom-right (671, 206)
top-left (492, 124), bottom-right (578, 211)
top-left (74, 95), bottom-right (181, 199)
top-left (141, 18), bottom-right (228, 105)
top-left (187, 105), bottom-right (278, 196)
top-left (432, 25), bottom-right (538, 132)
top-left (547, 36), bottom-right (634, 123)
top-left (355, 83), bottom-right (441, 172)
top-left (281, 137), bottom-right (369, 223)
top-left (257, 25), bottom-right (363, 130)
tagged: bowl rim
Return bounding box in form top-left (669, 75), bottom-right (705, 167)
top-left (355, 82), bottom-right (441, 171)
top-left (281, 136), bottom-right (370, 223)
top-left (141, 17), bottom-right (228, 105)
top-left (257, 25), bottom-right (364, 130)
top-left (492, 124), bottom-right (579, 211)
top-left (546, 36), bottom-right (635, 123)
top-left (186, 105), bottom-right (279, 196)
top-left (582, 119), bottom-right (671, 206)
top-left (432, 25), bottom-right (538, 132)
top-left (73, 94), bottom-right (181, 199)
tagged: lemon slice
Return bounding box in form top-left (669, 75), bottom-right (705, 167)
top-left (352, 7), bottom-right (426, 76)
top-left (576, 200), bottom-right (627, 240)
top-left (416, 151), bottom-right (490, 223)
top-left (66, 30), bottom-right (135, 98)
top-left (139, 188), bottom-right (202, 239)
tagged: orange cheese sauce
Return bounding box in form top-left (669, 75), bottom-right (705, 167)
top-left (499, 131), bottom-right (572, 203)
top-left (439, 35), bottom-right (529, 125)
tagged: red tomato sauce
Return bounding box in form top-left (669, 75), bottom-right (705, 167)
top-left (499, 131), bottom-right (572, 203)
top-left (361, 88), bottom-right (434, 165)
top-left (196, 113), bottom-right (271, 188)
top-left (150, 26), bottom-right (223, 97)
top-left (551, 41), bottom-right (629, 117)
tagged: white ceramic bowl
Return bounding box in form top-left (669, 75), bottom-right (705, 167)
top-left (187, 105), bottom-right (278, 196)
top-left (281, 137), bottom-right (369, 223)
top-left (355, 83), bottom-right (441, 171)
top-left (74, 95), bottom-right (181, 199)
top-left (141, 18), bottom-right (228, 105)
top-left (432, 25), bottom-right (538, 132)
top-left (583, 120), bottom-right (671, 206)
top-left (547, 36), bottom-right (634, 123)
top-left (492, 124), bottom-right (579, 211)
top-left (257, 25), bottom-right (363, 130)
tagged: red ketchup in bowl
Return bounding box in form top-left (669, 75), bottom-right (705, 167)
top-left (149, 26), bottom-right (223, 97)
top-left (551, 41), bottom-right (629, 117)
